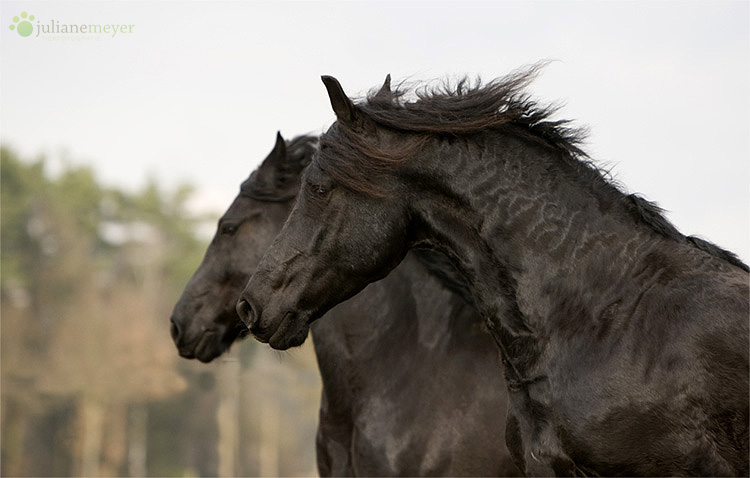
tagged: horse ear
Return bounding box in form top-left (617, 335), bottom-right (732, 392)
top-left (271, 131), bottom-right (286, 161)
top-left (254, 131), bottom-right (287, 178)
top-left (321, 75), bottom-right (357, 124)
top-left (242, 132), bottom-right (294, 199)
top-left (372, 74), bottom-right (392, 100)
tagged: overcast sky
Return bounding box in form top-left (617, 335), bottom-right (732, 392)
top-left (2, 0), bottom-right (748, 261)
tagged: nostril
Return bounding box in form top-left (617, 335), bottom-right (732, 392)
top-left (236, 298), bottom-right (255, 329)
top-left (170, 318), bottom-right (181, 342)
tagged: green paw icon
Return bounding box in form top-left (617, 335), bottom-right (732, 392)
top-left (9, 11), bottom-right (34, 37)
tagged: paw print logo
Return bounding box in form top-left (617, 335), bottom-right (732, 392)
top-left (9, 11), bottom-right (35, 37)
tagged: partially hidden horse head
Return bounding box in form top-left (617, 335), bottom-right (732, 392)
top-left (170, 132), bottom-right (315, 362)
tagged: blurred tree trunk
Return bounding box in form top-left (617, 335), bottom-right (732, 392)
top-left (259, 391), bottom-right (280, 477)
top-left (101, 403), bottom-right (127, 477)
top-left (218, 355), bottom-right (239, 477)
top-left (128, 403), bottom-right (148, 477)
top-left (75, 394), bottom-right (105, 477)
top-left (1, 398), bottom-right (28, 476)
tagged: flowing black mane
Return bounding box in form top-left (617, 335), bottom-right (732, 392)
top-left (363, 63), bottom-right (586, 156)
top-left (318, 66), bottom-right (747, 271)
top-left (318, 63), bottom-right (588, 195)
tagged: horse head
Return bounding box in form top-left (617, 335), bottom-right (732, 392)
top-left (170, 132), bottom-right (315, 361)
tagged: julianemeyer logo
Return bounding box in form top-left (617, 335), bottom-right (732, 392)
top-left (8, 11), bottom-right (134, 40)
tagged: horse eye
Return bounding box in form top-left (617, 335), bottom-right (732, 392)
top-left (309, 182), bottom-right (328, 196)
top-left (220, 223), bottom-right (239, 235)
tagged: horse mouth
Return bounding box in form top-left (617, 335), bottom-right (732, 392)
top-left (185, 326), bottom-right (236, 363)
top-left (239, 300), bottom-right (311, 350)
top-left (266, 311), bottom-right (311, 350)
top-left (193, 330), bottom-right (223, 363)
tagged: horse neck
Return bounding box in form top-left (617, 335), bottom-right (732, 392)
top-left (405, 130), bottom-right (660, 326)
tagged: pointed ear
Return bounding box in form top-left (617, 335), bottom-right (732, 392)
top-left (321, 75), bottom-right (357, 124)
top-left (253, 132), bottom-right (287, 182)
top-left (241, 132), bottom-right (297, 200)
top-left (271, 131), bottom-right (286, 160)
top-left (372, 74), bottom-right (392, 100)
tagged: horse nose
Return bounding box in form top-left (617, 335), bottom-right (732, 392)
top-left (236, 297), bottom-right (257, 330)
top-left (170, 317), bottom-right (181, 343)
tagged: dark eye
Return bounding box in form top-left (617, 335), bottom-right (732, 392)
top-left (220, 222), bottom-right (240, 236)
top-left (307, 181), bottom-right (330, 197)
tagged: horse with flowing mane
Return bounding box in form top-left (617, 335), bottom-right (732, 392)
top-left (237, 65), bottom-right (749, 476)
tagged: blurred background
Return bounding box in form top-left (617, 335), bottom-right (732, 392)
top-left (1, 1), bottom-right (748, 476)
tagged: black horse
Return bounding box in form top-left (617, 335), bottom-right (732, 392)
top-left (237, 66), bottom-right (750, 476)
top-left (170, 132), bottom-right (521, 476)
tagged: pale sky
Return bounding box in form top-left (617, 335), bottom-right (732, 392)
top-left (2, 0), bottom-right (748, 261)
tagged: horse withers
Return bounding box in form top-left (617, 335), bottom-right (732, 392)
top-left (170, 132), bottom-right (520, 476)
top-left (237, 68), bottom-right (749, 476)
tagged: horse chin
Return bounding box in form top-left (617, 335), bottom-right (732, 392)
top-left (192, 316), bottom-right (247, 362)
top-left (267, 312), bottom-right (311, 350)
top-left (193, 330), bottom-right (225, 363)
